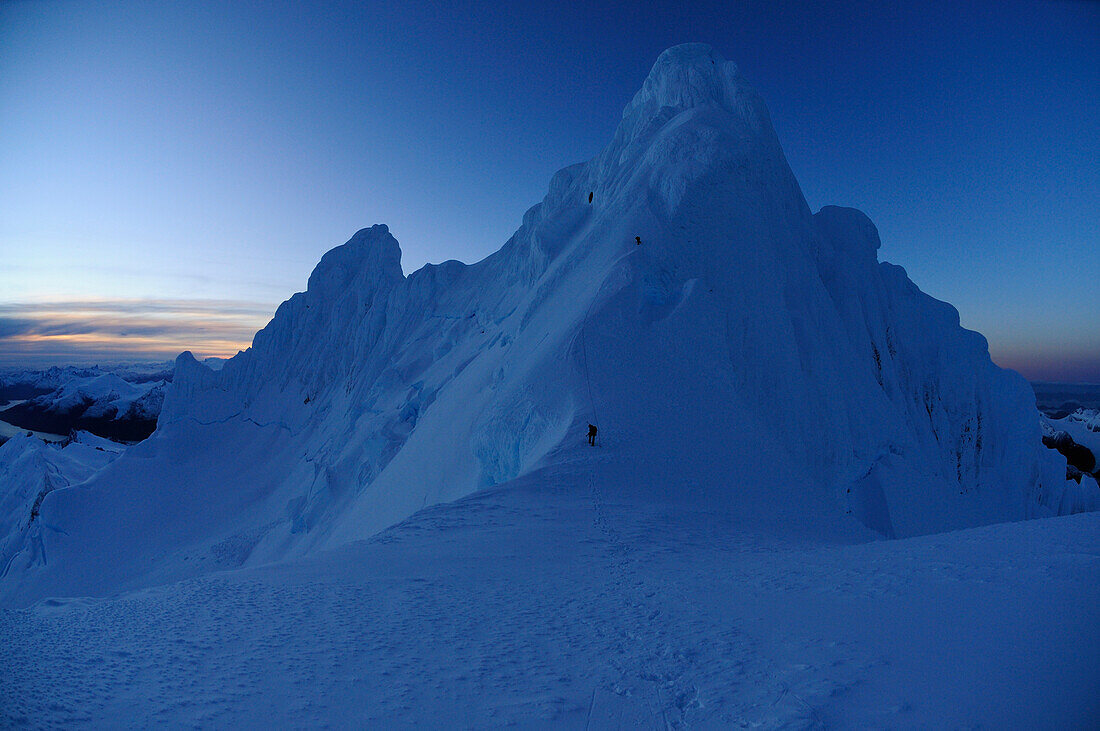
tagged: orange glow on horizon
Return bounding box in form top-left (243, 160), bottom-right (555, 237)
top-left (0, 298), bottom-right (273, 365)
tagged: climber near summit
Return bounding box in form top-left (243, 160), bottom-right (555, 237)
top-left (587, 423), bottom-right (598, 446)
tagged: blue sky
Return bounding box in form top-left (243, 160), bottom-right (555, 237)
top-left (0, 0), bottom-right (1097, 380)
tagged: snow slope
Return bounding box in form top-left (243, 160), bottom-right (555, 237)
top-left (2, 468), bottom-right (1097, 727)
top-left (0, 432), bottom-right (125, 581)
top-left (1, 44), bottom-right (1093, 607)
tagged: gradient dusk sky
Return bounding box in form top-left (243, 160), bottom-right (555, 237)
top-left (1, 0), bottom-right (1097, 380)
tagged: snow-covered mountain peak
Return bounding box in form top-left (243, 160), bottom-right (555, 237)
top-left (628, 44), bottom-right (738, 113)
top-left (3, 45), bottom-right (1095, 609)
top-left (621, 43), bottom-right (773, 143)
top-left (306, 223), bottom-right (403, 295)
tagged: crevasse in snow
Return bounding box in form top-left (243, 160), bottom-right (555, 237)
top-left (2, 44), bottom-right (1094, 606)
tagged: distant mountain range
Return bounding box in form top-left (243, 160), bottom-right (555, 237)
top-left (0, 360), bottom-right (223, 443)
top-left (1031, 381), bottom-right (1100, 418)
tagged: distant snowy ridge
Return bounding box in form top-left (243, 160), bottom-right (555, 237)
top-left (1042, 408), bottom-right (1100, 492)
top-left (0, 362), bottom-right (173, 399)
top-left (1052, 408), bottom-right (1100, 442)
top-left (2, 44), bottom-right (1094, 606)
top-left (31, 373), bottom-right (163, 419)
top-left (1032, 381), bottom-right (1100, 416)
top-left (0, 373), bottom-right (166, 442)
top-left (0, 362), bottom-right (173, 441)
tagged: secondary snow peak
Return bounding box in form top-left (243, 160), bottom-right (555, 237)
top-left (306, 224), bottom-right (404, 295)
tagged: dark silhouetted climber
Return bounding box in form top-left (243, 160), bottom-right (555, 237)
top-left (635, 236), bottom-right (641, 245)
top-left (587, 423), bottom-right (598, 446)
top-left (588, 191), bottom-right (593, 203)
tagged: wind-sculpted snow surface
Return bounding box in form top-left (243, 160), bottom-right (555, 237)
top-left (1, 44), bottom-right (1091, 605)
top-left (0, 433), bottom-right (124, 581)
top-left (4, 479), bottom-right (1097, 727)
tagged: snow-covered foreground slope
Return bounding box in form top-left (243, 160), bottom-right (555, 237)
top-left (3, 464), bottom-right (1097, 727)
top-left (0, 433), bottom-right (125, 580)
top-left (2, 43), bottom-right (1095, 606)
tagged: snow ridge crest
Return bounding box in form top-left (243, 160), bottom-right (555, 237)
top-left (306, 223), bottom-right (403, 295)
top-left (624, 43), bottom-right (772, 139)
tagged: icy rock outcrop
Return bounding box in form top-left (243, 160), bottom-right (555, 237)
top-left (2, 44), bottom-right (1090, 605)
